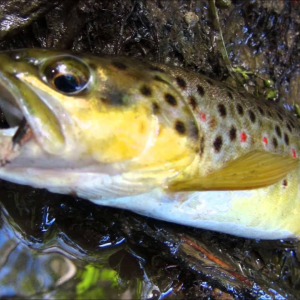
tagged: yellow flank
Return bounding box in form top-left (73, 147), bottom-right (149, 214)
top-left (75, 104), bottom-right (154, 163)
top-left (129, 124), bottom-right (196, 170)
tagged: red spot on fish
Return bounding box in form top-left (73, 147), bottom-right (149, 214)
top-left (240, 132), bottom-right (247, 142)
top-left (292, 148), bottom-right (297, 158)
top-left (199, 111), bottom-right (206, 122)
top-left (262, 137), bottom-right (268, 145)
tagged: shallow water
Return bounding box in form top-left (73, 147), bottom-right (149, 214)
top-left (0, 185), bottom-right (159, 299)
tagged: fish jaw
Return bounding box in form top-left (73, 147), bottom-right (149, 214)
top-left (0, 65), bottom-right (91, 192)
top-left (0, 51), bottom-right (78, 158)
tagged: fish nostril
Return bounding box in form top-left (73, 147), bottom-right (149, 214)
top-left (7, 50), bottom-right (27, 61)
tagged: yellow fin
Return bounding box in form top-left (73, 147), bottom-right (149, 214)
top-left (167, 151), bottom-right (299, 192)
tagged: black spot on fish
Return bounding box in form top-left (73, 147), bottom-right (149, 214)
top-left (272, 137), bottom-right (278, 149)
top-left (284, 133), bottom-right (289, 146)
top-left (275, 125), bottom-right (282, 138)
top-left (248, 110), bottom-right (256, 123)
top-left (227, 91), bottom-right (233, 100)
top-left (197, 85), bottom-right (205, 97)
top-left (152, 102), bottom-right (160, 114)
top-left (229, 126), bottom-right (237, 141)
top-left (236, 104), bottom-right (244, 116)
top-left (112, 61), bottom-right (127, 70)
top-left (200, 136), bottom-right (205, 156)
top-left (218, 104), bottom-right (227, 117)
top-left (175, 120), bottom-right (186, 135)
top-left (282, 179), bottom-right (287, 187)
top-left (213, 136), bottom-right (223, 153)
top-left (165, 93), bottom-right (177, 106)
top-left (176, 76), bottom-right (187, 89)
top-left (206, 79), bottom-right (213, 85)
top-left (149, 66), bottom-right (165, 73)
top-left (140, 85), bottom-right (152, 96)
top-left (188, 96), bottom-right (197, 111)
top-left (101, 90), bottom-right (125, 106)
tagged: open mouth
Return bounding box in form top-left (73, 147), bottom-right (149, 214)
top-left (0, 50), bottom-right (95, 166)
top-left (0, 58), bottom-right (72, 164)
top-left (0, 84), bottom-right (34, 165)
top-left (0, 99), bottom-right (33, 152)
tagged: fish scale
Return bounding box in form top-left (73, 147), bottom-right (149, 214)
top-left (0, 49), bottom-right (299, 239)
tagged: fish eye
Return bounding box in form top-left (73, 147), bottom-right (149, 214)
top-left (41, 56), bottom-right (91, 95)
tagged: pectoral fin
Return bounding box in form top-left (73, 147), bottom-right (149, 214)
top-left (167, 151), bottom-right (298, 192)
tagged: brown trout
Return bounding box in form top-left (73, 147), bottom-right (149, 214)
top-left (0, 48), bottom-right (299, 239)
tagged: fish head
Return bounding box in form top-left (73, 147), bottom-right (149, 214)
top-left (0, 49), bottom-right (199, 184)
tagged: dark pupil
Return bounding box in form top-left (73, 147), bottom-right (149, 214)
top-left (54, 74), bottom-right (80, 93)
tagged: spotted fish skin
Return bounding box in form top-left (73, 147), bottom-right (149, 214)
top-left (150, 63), bottom-right (299, 175)
top-left (134, 63), bottom-right (300, 239)
top-left (0, 49), bottom-right (299, 240)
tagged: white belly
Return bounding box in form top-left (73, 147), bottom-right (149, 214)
top-left (94, 188), bottom-right (296, 240)
top-left (0, 163), bottom-right (298, 240)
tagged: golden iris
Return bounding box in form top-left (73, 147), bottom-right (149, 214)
top-left (41, 56), bottom-right (91, 95)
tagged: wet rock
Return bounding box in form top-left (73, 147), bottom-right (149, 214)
top-left (0, 0), bottom-right (65, 39)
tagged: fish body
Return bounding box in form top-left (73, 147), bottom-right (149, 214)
top-left (0, 49), bottom-right (299, 239)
